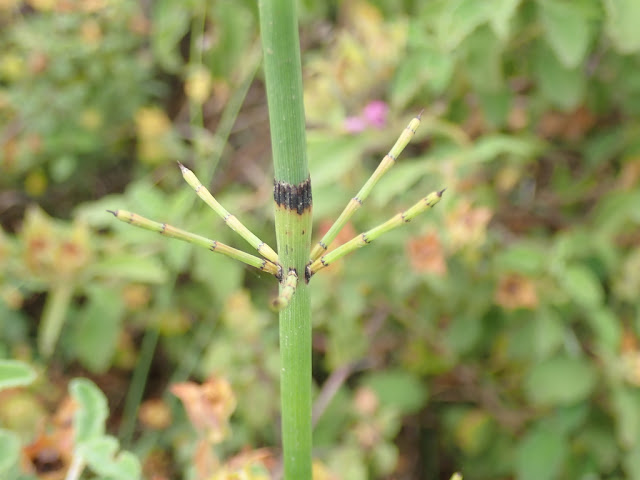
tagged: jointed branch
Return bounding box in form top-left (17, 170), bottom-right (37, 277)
top-left (107, 209), bottom-right (281, 277)
top-left (309, 112), bottom-right (423, 261)
top-left (179, 162), bottom-right (279, 263)
top-left (272, 269), bottom-right (299, 311)
top-left (307, 189), bottom-right (445, 278)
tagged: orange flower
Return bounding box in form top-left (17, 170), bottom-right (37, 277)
top-left (494, 273), bottom-right (538, 311)
top-left (170, 375), bottom-right (236, 444)
top-left (406, 232), bottom-right (447, 275)
top-left (446, 201), bottom-right (493, 251)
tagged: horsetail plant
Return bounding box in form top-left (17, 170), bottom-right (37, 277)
top-left (109, 0), bottom-right (445, 477)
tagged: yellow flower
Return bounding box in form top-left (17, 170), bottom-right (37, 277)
top-left (135, 106), bottom-right (171, 138)
top-left (185, 66), bottom-right (212, 104)
top-left (25, 0), bottom-right (55, 11)
top-left (24, 169), bottom-right (48, 197)
top-left (80, 19), bottom-right (102, 45)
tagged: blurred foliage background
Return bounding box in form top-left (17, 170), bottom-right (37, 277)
top-left (1, 0), bottom-right (640, 479)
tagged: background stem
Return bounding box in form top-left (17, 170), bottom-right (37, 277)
top-left (258, 0), bottom-right (312, 478)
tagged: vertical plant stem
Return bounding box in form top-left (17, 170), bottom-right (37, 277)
top-left (258, 1), bottom-right (312, 479)
top-left (39, 282), bottom-right (74, 357)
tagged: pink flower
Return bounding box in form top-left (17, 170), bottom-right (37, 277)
top-left (363, 100), bottom-right (389, 129)
top-left (344, 116), bottom-right (368, 133)
top-left (343, 100), bottom-right (390, 133)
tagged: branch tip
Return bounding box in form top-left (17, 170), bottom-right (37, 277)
top-left (417, 109), bottom-right (424, 119)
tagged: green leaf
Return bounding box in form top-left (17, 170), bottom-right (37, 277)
top-left (207, 3), bottom-right (255, 79)
top-left (539, 0), bottom-right (593, 68)
top-left (445, 314), bottom-right (482, 355)
top-left (532, 310), bottom-right (564, 359)
top-left (478, 90), bottom-right (512, 127)
top-left (192, 248), bottom-right (244, 303)
top-left (328, 445), bottom-right (367, 480)
top-left (560, 264), bottom-right (604, 308)
top-left (436, 0), bottom-right (493, 51)
top-left (464, 134), bottom-right (542, 164)
top-left (0, 360), bottom-right (37, 391)
top-left (78, 436), bottom-right (141, 480)
top-left (515, 424), bottom-right (568, 480)
top-left (525, 356), bottom-right (597, 406)
top-left (615, 249), bottom-right (640, 302)
top-left (489, 0), bottom-right (522, 40)
top-left (604, 0), bottom-right (640, 53)
top-left (463, 27), bottom-right (504, 92)
top-left (0, 429), bottom-right (20, 474)
top-left (307, 133), bottom-right (365, 189)
top-left (150, 0), bottom-right (190, 71)
top-left (624, 444), bottom-right (640, 480)
top-left (371, 442), bottom-right (399, 476)
top-left (418, 46), bottom-right (455, 95)
top-left (612, 387), bottom-right (640, 449)
top-left (361, 370), bottom-right (428, 414)
top-left (89, 255), bottom-right (169, 284)
top-left (495, 244), bottom-right (548, 275)
top-left (548, 404), bottom-right (589, 434)
top-left (392, 41), bottom-right (455, 105)
top-left (585, 308), bottom-right (621, 352)
top-left (534, 43), bottom-right (585, 110)
top-left (592, 190), bottom-right (640, 236)
top-left (371, 160), bottom-right (428, 206)
top-left (70, 378), bottom-right (108, 443)
top-left (578, 424), bottom-right (619, 471)
top-left (73, 286), bottom-right (125, 373)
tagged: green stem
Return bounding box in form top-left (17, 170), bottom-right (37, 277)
top-left (39, 282), bottom-right (74, 357)
top-left (259, 0), bottom-right (312, 478)
top-left (119, 323), bottom-right (159, 446)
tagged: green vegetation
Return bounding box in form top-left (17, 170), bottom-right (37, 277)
top-left (2, 1), bottom-right (640, 479)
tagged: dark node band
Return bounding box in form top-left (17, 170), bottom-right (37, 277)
top-left (274, 176), bottom-right (312, 214)
top-left (304, 263), bottom-right (312, 283)
top-left (285, 267), bottom-right (298, 281)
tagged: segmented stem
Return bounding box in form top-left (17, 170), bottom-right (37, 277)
top-left (178, 162), bottom-right (280, 264)
top-left (307, 189), bottom-right (444, 277)
top-left (309, 112), bottom-right (423, 261)
top-left (107, 210), bottom-right (280, 277)
top-left (271, 269), bottom-right (299, 311)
